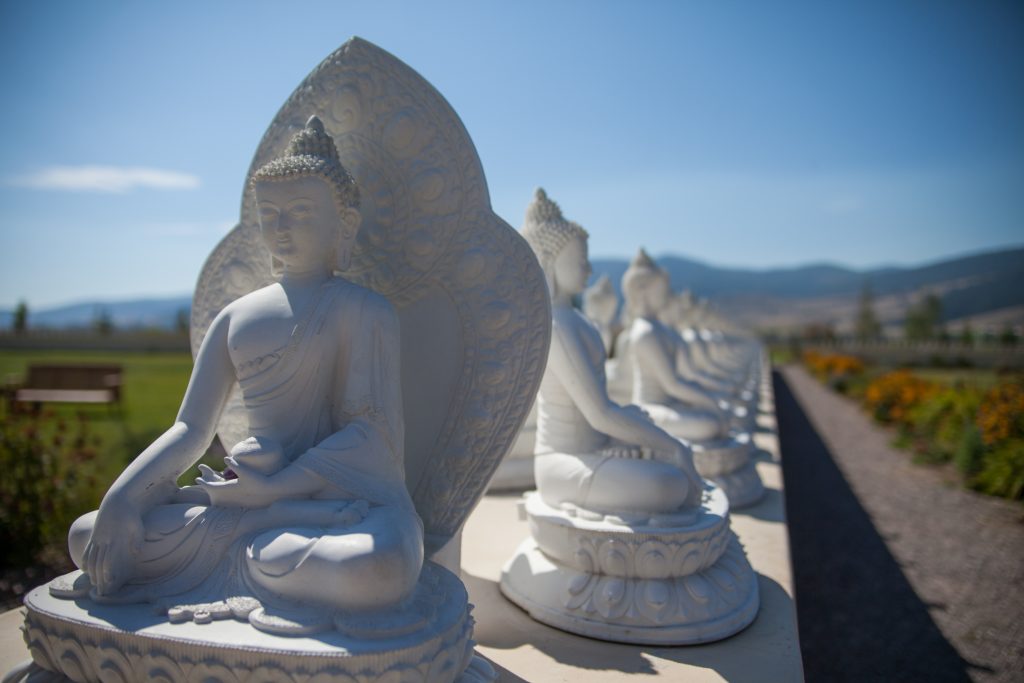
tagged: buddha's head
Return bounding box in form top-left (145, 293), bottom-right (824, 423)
top-left (251, 116), bottom-right (361, 277)
top-left (583, 274), bottom-right (618, 326)
top-left (622, 248), bottom-right (671, 320)
top-left (521, 188), bottom-right (590, 300)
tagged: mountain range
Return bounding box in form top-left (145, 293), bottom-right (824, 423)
top-left (592, 245), bottom-right (1024, 333)
top-left (2, 245), bottom-right (1021, 334)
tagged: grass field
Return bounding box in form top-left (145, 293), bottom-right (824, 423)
top-left (0, 350), bottom-right (225, 493)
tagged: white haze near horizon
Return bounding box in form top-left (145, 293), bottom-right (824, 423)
top-left (1, 2), bottom-right (1022, 310)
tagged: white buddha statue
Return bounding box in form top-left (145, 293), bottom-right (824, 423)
top-left (581, 273), bottom-right (619, 355)
top-left (16, 38), bottom-right (552, 683)
top-left (618, 249), bottom-right (764, 507)
top-left (501, 190), bottom-right (759, 644)
top-left (660, 290), bottom-right (758, 404)
top-left (521, 189), bottom-right (702, 515)
top-left (67, 117), bottom-right (423, 619)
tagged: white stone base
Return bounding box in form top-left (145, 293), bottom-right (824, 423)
top-left (500, 490), bottom-right (759, 645)
top-left (14, 563), bottom-right (495, 683)
top-left (692, 434), bottom-right (764, 509)
top-left (706, 461), bottom-right (765, 509)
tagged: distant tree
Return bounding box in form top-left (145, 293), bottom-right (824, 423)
top-left (93, 307), bottom-right (114, 336)
top-left (959, 323), bottom-right (975, 347)
top-left (999, 324), bottom-right (1019, 348)
top-left (12, 300), bottom-right (28, 334)
top-left (175, 308), bottom-right (190, 335)
top-left (905, 293), bottom-right (943, 342)
top-left (854, 282), bottom-right (882, 342)
top-left (802, 321), bottom-right (836, 343)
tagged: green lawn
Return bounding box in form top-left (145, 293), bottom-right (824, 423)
top-left (0, 350), bottom-right (225, 492)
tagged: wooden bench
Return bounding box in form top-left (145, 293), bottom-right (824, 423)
top-left (12, 364), bottom-right (123, 409)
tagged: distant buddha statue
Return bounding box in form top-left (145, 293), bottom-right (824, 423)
top-left (519, 189), bottom-right (702, 515)
top-left (581, 273), bottom-right (619, 355)
top-left (619, 250), bottom-right (763, 506)
top-left (501, 191), bottom-right (759, 644)
top-left (67, 117), bottom-right (423, 619)
top-left (661, 291), bottom-right (758, 401)
top-left (618, 250), bottom-right (733, 438)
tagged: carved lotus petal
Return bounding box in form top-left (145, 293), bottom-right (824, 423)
top-left (636, 579), bottom-right (674, 624)
top-left (427, 642), bottom-right (462, 682)
top-left (190, 661), bottom-right (241, 683)
top-left (24, 623), bottom-right (57, 671)
top-left (54, 637), bottom-right (94, 683)
top-left (595, 577), bottom-right (629, 620)
top-left (675, 541), bottom-right (704, 576)
top-left (682, 574), bottom-right (714, 606)
top-left (140, 652), bottom-right (188, 682)
top-left (94, 645), bottom-right (135, 683)
top-left (637, 541), bottom-right (670, 579)
top-left (597, 539), bottom-right (632, 576)
top-left (572, 543), bottom-right (596, 573)
top-left (249, 664), bottom-right (303, 682)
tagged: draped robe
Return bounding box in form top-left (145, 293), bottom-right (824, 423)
top-left (111, 279), bottom-right (422, 605)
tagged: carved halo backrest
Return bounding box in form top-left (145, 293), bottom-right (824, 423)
top-left (191, 38), bottom-right (550, 557)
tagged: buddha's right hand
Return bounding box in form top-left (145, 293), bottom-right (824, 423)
top-left (83, 494), bottom-right (144, 595)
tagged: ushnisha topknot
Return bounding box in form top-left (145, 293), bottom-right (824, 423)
top-left (622, 247), bottom-right (670, 319)
top-left (521, 188), bottom-right (589, 271)
top-left (251, 115), bottom-right (360, 210)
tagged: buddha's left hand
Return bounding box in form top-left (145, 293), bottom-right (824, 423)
top-left (197, 456), bottom-right (277, 508)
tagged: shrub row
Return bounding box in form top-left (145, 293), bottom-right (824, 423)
top-left (802, 351), bottom-right (1024, 501)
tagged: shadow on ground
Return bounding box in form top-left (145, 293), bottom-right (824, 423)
top-left (774, 370), bottom-right (973, 682)
top-left (467, 569), bottom-right (799, 682)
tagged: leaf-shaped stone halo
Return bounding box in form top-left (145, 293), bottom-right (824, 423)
top-left (191, 37), bottom-right (550, 556)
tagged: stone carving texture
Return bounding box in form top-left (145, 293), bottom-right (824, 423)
top-left (561, 537), bottom-right (756, 627)
top-left (502, 492), bottom-right (759, 644)
top-left (21, 564), bottom-right (482, 683)
top-left (192, 38), bottom-right (550, 555)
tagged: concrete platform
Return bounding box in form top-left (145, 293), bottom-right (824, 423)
top-left (1, 365), bottom-right (801, 682)
top-left (463, 408), bottom-right (803, 681)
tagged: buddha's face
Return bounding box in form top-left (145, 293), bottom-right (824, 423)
top-left (647, 273), bottom-right (671, 311)
top-left (553, 235), bottom-right (592, 297)
top-left (255, 175), bottom-right (360, 273)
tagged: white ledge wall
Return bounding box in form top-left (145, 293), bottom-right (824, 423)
top-left (460, 356), bottom-right (805, 682)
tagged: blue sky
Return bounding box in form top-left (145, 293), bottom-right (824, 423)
top-left (1, 1), bottom-right (1022, 308)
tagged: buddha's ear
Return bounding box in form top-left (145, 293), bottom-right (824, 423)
top-left (339, 206), bottom-right (362, 240)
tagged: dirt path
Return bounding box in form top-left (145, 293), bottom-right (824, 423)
top-left (776, 365), bottom-right (1024, 682)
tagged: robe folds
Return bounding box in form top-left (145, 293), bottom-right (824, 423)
top-left (110, 278), bottom-right (423, 605)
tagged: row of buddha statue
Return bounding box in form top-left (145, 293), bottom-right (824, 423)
top-left (493, 189), bottom-right (764, 512)
top-left (10, 38), bottom-right (766, 683)
top-left (497, 189), bottom-right (762, 643)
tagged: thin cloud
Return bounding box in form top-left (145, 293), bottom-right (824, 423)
top-left (11, 165), bottom-right (200, 192)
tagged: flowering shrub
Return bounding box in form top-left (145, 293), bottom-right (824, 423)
top-left (863, 370), bottom-right (936, 425)
top-left (0, 405), bottom-right (104, 566)
top-left (808, 362), bottom-right (1024, 502)
top-left (803, 351), bottom-right (865, 392)
top-left (976, 382), bottom-right (1024, 446)
top-left (972, 381), bottom-right (1024, 499)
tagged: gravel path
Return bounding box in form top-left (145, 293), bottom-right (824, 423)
top-left (776, 365), bottom-right (1024, 683)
